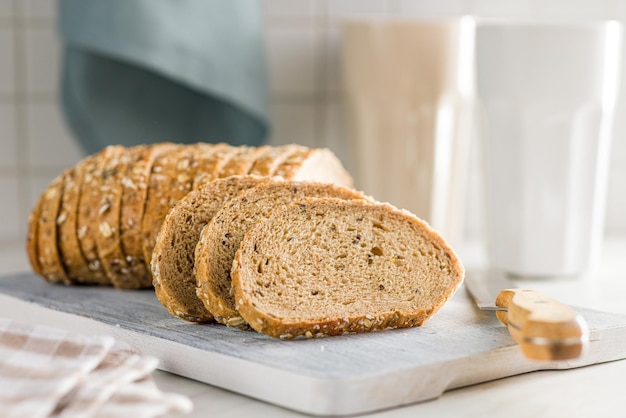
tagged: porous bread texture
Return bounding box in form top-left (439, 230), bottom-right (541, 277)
top-left (194, 181), bottom-right (369, 327)
top-left (231, 198), bottom-right (465, 339)
top-left (152, 175), bottom-right (269, 322)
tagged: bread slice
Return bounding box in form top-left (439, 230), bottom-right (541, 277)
top-left (152, 175), bottom-right (269, 322)
top-left (120, 143), bottom-right (178, 288)
top-left (78, 146), bottom-right (130, 285)
top-left (192, 144), bottom-right (238, 189)
top-left (232, 198), bottom-right (465, 339)
top-left (141, 144), bottom-right (210, 271)
top-left (248, 144), bottom-right (304, 177)
top-left (191, 143), bottom-right (234, 190)
top-left (217, 146), bottom-right (266, 178)
top-left (58, 156), bottom-right (95, 283)
top-left (195, 181), bottom-right (369, 327)
top-left (271, 146), bottom-right (311, 179)
top-left (290, 148), bottom-right (354, 187)
top-left (37, 169), bottom-right (73, 285)
top-left (94, 147), bottom-right (134, 288)
top-left (272, 147), bottom-right (353, 188)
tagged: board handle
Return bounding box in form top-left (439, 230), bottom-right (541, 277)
top-left (495, 289), bottom-right (589, 361)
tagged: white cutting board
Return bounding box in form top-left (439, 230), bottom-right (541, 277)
top-left (1, 272), bottom-right (625, 416)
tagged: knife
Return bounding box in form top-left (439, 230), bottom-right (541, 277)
top-left (465, 269), bottom-right (589, 361)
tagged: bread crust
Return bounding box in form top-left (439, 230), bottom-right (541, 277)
top-left (152, 175), bottom-right (268, 322)
top-left (271, 147), bottom-right (312, 179)
top-left (119, 143), bottom-right (178, 288)
top-left (37, 169), bottom-right (73, 285)
top-left (141, 144), bottom-right (211, 270)
top-left (195, 181), bottom-right (368, 327)
top-left (218, 146), bottom-right (266, 178)
top-left (95, 146), bottom-right (134, 288)
top-left (78, 146), bottom-right (126, 285)
top-left (57, 156), bottom-right (97, 283)
top-left (249, 144), bottom-right (305, 177)
top-left (232, 198), bottom-right (465, 339)
top-left (191, 143), bottom-right (234, 190)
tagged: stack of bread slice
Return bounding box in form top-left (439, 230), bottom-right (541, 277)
top-left (152, 176), bottom-right (464, 339)
top-left (26, 143), bottom-right (353, 288)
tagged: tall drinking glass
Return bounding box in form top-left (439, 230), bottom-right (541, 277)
top-left (342, 17), bottom-right (476, 245)
top-left (477, 20), bottom-right (622, 277)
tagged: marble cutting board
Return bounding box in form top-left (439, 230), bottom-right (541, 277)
top-left (1, 272), bottom-right (625, 416)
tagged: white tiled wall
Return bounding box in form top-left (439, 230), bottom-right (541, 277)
top-left (0, 0), bottom-right (83, 248)
top-left (0, 0), bottom-right (625, 250)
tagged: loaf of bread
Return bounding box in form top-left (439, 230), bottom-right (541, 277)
top-left (231, 198), bottom-right (465, 339)
top-left (26, 141), bottom-right (465, 340)
top-left (26, 143), bottom-right (354, 289)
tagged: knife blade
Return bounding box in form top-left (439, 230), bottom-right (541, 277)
top-left (465, 269), bottom-right (589, 361)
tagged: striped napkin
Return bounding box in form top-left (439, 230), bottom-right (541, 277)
top-left (0, 318), bottom-right (192, 418)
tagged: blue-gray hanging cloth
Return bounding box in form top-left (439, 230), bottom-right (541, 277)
top-left (59, 0), bottom-right (269, 154)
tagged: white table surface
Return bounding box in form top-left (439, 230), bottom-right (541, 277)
top-left (2, 237), bottom-right (626, 418)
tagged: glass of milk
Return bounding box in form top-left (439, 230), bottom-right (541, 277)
top-left (477, 20), bottom-right (622, 277)
top-left (342, 17), bottom-right (476, 247)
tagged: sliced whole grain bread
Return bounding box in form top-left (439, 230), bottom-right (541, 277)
top-left (37, 169), bottom-right (73, 285)
top-left (141, 144), bottom-right (211, 271)
top-left (152, 175), bottom-right (270, 322)
top-left (57, 157), bottom-right (94, 283)
top-left (272, 147), bottom-right (353, 188)
top-left (271, 146), bottom-right (311, 180)
top-left (25, 143), bottom-right (357, 290)
top-left (120, 143), bottom-right (178, 288)
top-left (77, 146), bottom-right (126, 285)
top-left (248, 144), bottom-right (304, 177)
top-left (95, 147), bottom-right (134, 288)
top-left (289, 148), bottom-right (354, 187)
top-left (192, 144), bottom-right (238, 189)
top-left (194, 181), bottom-right (369, 327)
top-left (191, 143), bottom-right (234, 190)
top-left (217, 146), bottom-right (265, 178)
top-left (232, 198), bottom-right (465, 339)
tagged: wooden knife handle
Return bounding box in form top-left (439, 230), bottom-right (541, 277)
top-left (495, 289), bottom-right (589, 361)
